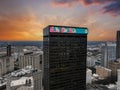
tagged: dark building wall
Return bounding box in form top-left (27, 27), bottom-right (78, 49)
top-left (116, 31), bottom-right (120, 59)
top-left (43, 25), bottom-right (88, 90)
top-left (7, 44), bottom-right (11, 56)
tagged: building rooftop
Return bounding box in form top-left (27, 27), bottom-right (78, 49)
top-left (10, 66), bottom-right (41, 87)
top-left (11, 66), bottom-right (41, 77)
top-left (96, 66), bottom-right (112, 72)
top-left (11, 76), bottom-right (33, 87)
top-left (23, 51), bottom-right (43, 56)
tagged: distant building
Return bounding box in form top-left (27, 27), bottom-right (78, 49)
top-left (109, 61), bottom-right (120, 80)
top-left (0, 45), bottom-right (14, 76)
top-left (6, 66), bottom-right (42, 90)
top-left (0, 56), bottom-right (14, 76)
top-left (117, 69), bottom-right (120, 90)
top-left (43, 25), bottom-right (88, 90)
top-left (96, 66), bottom-right (111, 79)
top-left (7, 44), bottom-right (11, 57)
top-left (107, 43), bottom-right (116, 61)
top-left (116, 31), bottom-right (120, 59)
top-left (87, 56), bottom-right (96, 67)
top-left (101, 42), bottom-right (116, 68)
top-left (86, 69), bottom-right (92, 84)
top-left (101, 43), bottom-right (108, 68)
top-left (18, 51), bottom-right (43, 70)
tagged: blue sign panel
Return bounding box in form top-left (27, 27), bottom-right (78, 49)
top-left (50, 26), bottom-right (88, 34)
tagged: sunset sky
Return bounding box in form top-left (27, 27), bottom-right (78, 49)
top-left (0, 0), bottom-right (120, 41)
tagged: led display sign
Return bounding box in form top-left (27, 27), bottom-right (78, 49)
top-left (50, 26), bottom-right (88, 34)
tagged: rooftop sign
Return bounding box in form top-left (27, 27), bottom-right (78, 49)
top-left (50, 26), bottom-right (88, 34)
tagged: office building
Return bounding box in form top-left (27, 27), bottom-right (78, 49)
top-left (7, 44), bottom-right (11, 56)
top-left (116, 31), bottom-right (120, 59)
top-left (18, 51), bottom-right (43, 70)
top-left (0, 45), bottom-right (14, 76)
top-left (87, 56), bottom-right (96, 67)
top-left (107, 42), bottom-right (116, 61)
top-left (0, 56), bottom-right (14, 76)
top-left (43, 25), bottom-right (88, 90)
top-left (101, 42), bottom-right (116, 68)
top-left (86, 69), bottom-right (92, 84)
top-left (96, 66), bottom-right (111, 79)
top-left (101, 43), bottom-right (107, 67)
top-left (109, 61), bottom-right (120, 80)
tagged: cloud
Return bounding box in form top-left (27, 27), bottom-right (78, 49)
top-left (103, 0), bottom-right (120, 16)
top-left (41, 13), bottom-right (119, 41)
top-left (80, 0), bottom-right (113, 5)
top-left (0, 10), bottom-right (118, 41)
top-left (52, 0), bottom-right (79, 7)
top-left (0, 11), bottom-right (44, 41)
top-left (52, 0), bottom-right (120, 17)
top-left (52, 0), bottom-right (113, 7)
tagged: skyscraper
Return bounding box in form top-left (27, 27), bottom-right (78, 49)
top-left (116, 31), bottom-right (120, 59)
top-left (101, 42), bottom-right (116, 68)
top-left (43, 25), bottom-right (88, 90)
top-left (7, 44), bottom-right (11, 56)
top-left (107, 42), bottom-right (116, 61)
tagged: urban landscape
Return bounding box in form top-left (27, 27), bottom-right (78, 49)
top-left (0, 26), bottom-right (120, 90)
top-left (0, 0), bottom-right (120, 90)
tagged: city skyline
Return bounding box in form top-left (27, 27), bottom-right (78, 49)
top-left (0, 0), bottom-right (120, 41)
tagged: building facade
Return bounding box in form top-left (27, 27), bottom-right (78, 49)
top-left (18, 52), bottom-right (43, 70)
top-left (107, 43), bottom-right (116, 61)
top-left (0, 44), bottom-right (14, 76)
top-left (86, 69), bottom-right (92, 84)
top-left (87, 56), bottom-right (96, 67)
top-left (0, 56), bottom-right (14, 76)
top-left (43, 25), bottom-right (88, 90)
top-left (109, 61), bottom-right (120, 80)
top-left (101, 42), bottom-right (116, 68)
top-left (101, 43), bottom-right (108, 68)
top-left (96, 66), bottom-right (111, 79)
top-left (116, 31), bottom-right (120, 59)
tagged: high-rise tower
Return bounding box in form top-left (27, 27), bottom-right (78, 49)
top-left (116, 31), bottom-right (120, 59)
top-left (43, 25), bottom-right (88, 90)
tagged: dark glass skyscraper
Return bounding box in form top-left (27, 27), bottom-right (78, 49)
top-left (43, 25), bottom-right (88, 90)
top-left (116, 31), bottom-right (120, 59)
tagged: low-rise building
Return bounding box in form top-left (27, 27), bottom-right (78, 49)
top-left (0, 55), bottom-right (14, 76)
top-left (109, 61), bottom-right (120, 79)
top-left (96, 66), bottom-right (111, 79)
top-left (18, 51), bottom-right (43, 70)
top-left (86, 69), bottom-right (92, 84)
top-left (87, 56), bottom-right (96, 67)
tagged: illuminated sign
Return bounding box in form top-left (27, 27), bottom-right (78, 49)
top-left (50, 26), bottom-right (88, 34)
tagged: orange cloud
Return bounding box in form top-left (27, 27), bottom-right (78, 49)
top-left (42, 14), bottom-right (118, 41)
top-left (52, 0), bottom-right (120, 17)
top-left (0, 11), bottom-right (44, 41)
top-left (88, 29), bottom-right (116, 41)
top-left (0, 10), bottom-right (118, 41)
